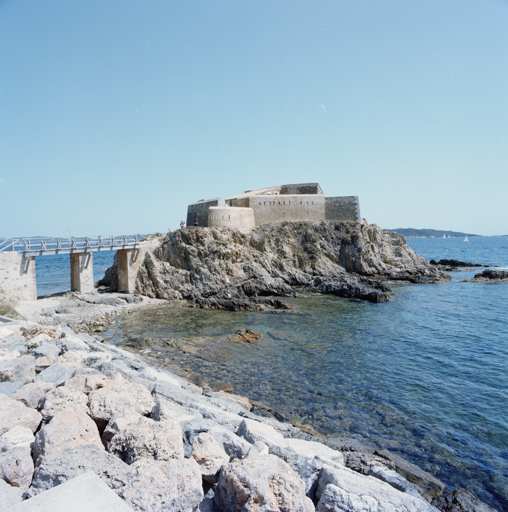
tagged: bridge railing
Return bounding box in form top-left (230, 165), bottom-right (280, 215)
top-left (0, 235), bottom-right (146, 253)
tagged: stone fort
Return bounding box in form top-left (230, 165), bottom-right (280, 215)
top-left (186, 183), bottom-right (361, 232)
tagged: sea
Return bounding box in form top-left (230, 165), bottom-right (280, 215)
top-left (35, 237), bottom-right (508, 510)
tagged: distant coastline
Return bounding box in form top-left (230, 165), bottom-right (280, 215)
top-left (387, 228), bottom-right (483, 238)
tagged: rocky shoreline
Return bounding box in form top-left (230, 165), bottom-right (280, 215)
top-left (0, 292), bottom-right (497, 511)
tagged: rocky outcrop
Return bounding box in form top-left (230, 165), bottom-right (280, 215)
top-left (101, 221), bottom-right (448, 309)
top-left (471, 269), bottom-right (508, 281)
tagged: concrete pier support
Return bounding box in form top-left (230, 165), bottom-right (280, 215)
top-left (70, 252), bottom-right (94, 293)
top-left (0, 252), bottom-right (37, 302)
top-left (117, 248), bottom-right (142, 293)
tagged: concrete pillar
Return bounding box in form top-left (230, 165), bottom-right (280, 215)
top-left (117, 248), bottom-right (142, 293)
top-left (0, 252), bottom-right (37, 302)
top-left (70, 252), bottom-right (94, 293)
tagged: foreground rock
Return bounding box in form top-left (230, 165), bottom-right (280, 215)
top-left (99, 221), bottom-right (448, 309)
top-left (0, 302), bottom-right (495, 512)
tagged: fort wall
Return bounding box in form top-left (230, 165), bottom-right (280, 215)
top-left (325, 196), bottom-right (361, 223)
top-left (208, 206), bottom-right (256, 232)
top-left (186, 198), bottom-right (221, 227)
top-left (185, 184), bottom-right (361, 231)
top-left (246, 194), bottom-right (326, 226)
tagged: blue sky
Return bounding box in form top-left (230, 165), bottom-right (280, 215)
top-left (1, 0), bottom-right (507, 237)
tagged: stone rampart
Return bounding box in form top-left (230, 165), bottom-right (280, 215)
top-left (325, 196), bottom-right (361, 223)
top-left (0, 252), bottom-right (37, 302)
top-left (208, 206), bottom-right (256, 232)
top-left (246, 194), bottom-right (326, 226)
top-left (186, 198), bottom-right (221, 228)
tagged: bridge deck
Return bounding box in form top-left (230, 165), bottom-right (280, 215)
top-left (0, 235), bottom-right (145, 256)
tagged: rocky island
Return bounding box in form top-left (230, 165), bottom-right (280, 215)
top-left (100, 220), bottom-right (449, 310)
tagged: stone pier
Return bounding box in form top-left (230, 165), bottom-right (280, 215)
top-left (0, 252), bottom-right (37, 302)
top-left (70, 252), bottom-right (94, 293)
top-left (117, 249), bottom-right (141, 293)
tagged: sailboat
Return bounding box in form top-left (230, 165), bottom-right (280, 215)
top-left (464, 235), bottom-right (469, 243)
top-left (442, 233), bottom-right (446, 239)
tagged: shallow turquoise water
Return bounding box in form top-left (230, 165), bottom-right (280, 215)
top-left (103, 236), bottom-right (508, 510)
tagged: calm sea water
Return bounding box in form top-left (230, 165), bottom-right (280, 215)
top-left (100, 236), bottom-right (508, 511)
top-left (35, 251), bottom-right (115, 297)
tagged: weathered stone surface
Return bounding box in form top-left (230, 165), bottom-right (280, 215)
top-left (0, 380), bottom-right (24, 396)
top-left (62, 372), bottom-right (107, 394)
top-left (111, 221), bottom-right (449, 310)
top-left (0, 394), bottom-right (42, 435)
top-left (11, 381), bottom-right (55, 410)
top-left (209, 425), bottom-right (252, 461)
top-left (151, 395), bottom-right (204, 425)
top-left (431, 488), bottom-right (497, 512)
top-left (120, 458), bottom-right (203, 512)
top-left (214, 453), bottom-right (315, 512)
top-left (368, 465), bottom-right (422, 498)
top-left (0, 425), bottom-right (34, 452)
top-left (191, 432), bottom-right (229, 483)
top-left (30, 444), bottom-right (130, 495)
top-left (58, 333), bottom-right (90, 353)
top-left (88, 377), bottom-right (155, 429)
top-left (326, 439), bottom-right (446, 501)
top-left (0, 445), bottom-right (34, 489)
top-left (29, 342), bottom-right (60, 360)
top-left (0, 355), bottom-right (35, 383)
top-left (107, 416), bottom-right (184, 464)
top-left (33, 363), bottom-right (72, 386)
top-left (316, 466), bottom-right (438, 512)
top-left (11, 471), bottom-right (135, 512)
top-left (40, 386), bottom-right (89, 421)
top-left (0, 478), bottom-right (24, 508)
top-left (34, 356), bottom-right (55, 372)
top-left (33, 407), bottom-right (103, 465)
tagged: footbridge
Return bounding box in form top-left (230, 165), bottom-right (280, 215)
top-left (0, 235), bottom-right (146, 301)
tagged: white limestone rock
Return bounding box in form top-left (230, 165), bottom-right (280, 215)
top-left (0, 425), bottom-right (34, 452)
top-left (107, 416), bottom-right (184, 464)
top-left (10, 471), bottom-right (135, 512)
top-left (0, 445), bottom-right (34, 489)
top-left (315, 466), bottom-right (439, 512)
top-left (33, 407), bottom-right (103, 466)
top-left (88, 377), bottom-right (155, 429)
top-left (191, 432), bottom-right (229, 483)
top-left (0, 355), bottom-right (36, 383)
top-left (34, 356), bottom-right (55, 372)
top-left (368, 465), bottom-right (422, 499)
top-left (30, 444), bottom-right (130, 495)
top-left (0, 478), bottom-right (24, 509)
top-left (209, 424), bottom-right (252, 461)
top-left (0, 394), bottom-right (42, 435)
top-left (120, 458), bottom-right (203, 512)
top-left (63, 372), bottom-right (108, 394)
top-left (151, 396), bottom-right (203, 426)
top-left (11, 381), bottom-right (55, 410)
top-left (29, 342), bottom-right (60, 360)
top-left (214, 452), bottom-right (315, 512)
top-left (40, 386), bottom-right (89, 421)
top-left (33, 362), bottom-right (72, 386)
top-left (57, 334), bottom-right (90, 353)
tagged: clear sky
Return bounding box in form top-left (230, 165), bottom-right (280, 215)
top-left (1, 0), bottom-right (507, 238)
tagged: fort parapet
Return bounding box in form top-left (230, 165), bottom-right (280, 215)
top-left (186, 183), bottom-right (360, 231)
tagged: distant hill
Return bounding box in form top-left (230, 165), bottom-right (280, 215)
top-left (386, 228), bottom-right (481, 238)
